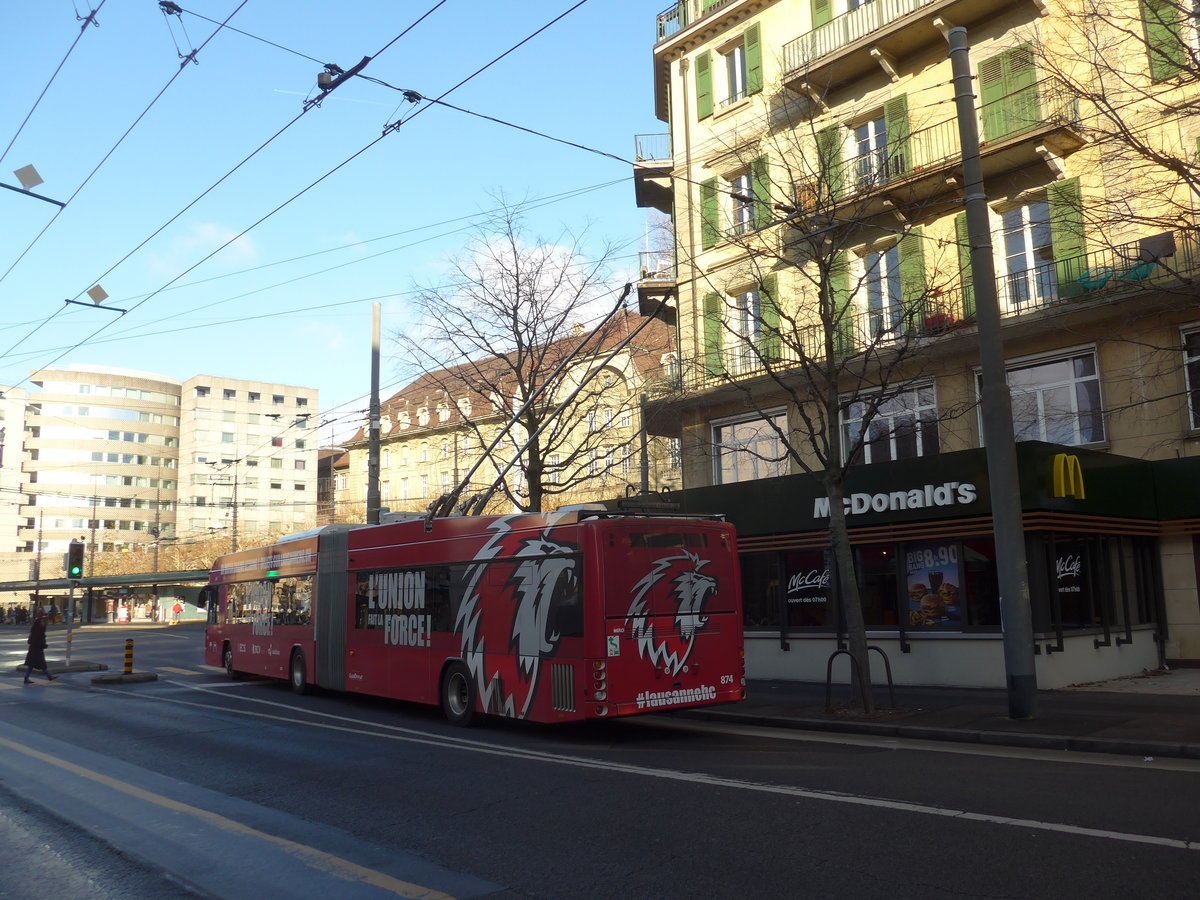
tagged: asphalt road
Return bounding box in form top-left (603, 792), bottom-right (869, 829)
top-left (2, 623), bottom-right (1198, 899)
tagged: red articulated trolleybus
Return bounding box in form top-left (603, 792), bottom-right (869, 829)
top-left (203, 510), bottom-right (745, 725)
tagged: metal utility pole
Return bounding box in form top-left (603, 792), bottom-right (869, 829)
top-left (366, 302), bottom-right (382, 525)
top-left (947, 26), bottom-right (1038, 718)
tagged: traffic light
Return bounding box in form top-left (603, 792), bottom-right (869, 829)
top-left (66, 540), bottom-right (84, 580)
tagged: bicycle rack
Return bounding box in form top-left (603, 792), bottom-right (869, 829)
top-left (824, 645), bottom-right (896, 711)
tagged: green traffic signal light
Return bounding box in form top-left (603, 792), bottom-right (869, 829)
top-left (66, 540), bottom-right (84, 579)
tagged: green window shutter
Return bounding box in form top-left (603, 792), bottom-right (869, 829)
top-left (1141, 0), bottom-right (1187, 82)
top-left (897, 227), bottom-right (927, 326)
top-left (828, 252), bottom-right (853, 357)
top-left (703, 293), bottom-right (725, 378)
top-left (980, 46), bottom-right (1040, 142)
top-left (695, 51), bottom-right (713, 120)
top-left (978, 53), bottom-right (1009, 142)
top-left (812, 0), bottom-right (833, 28)
top-left (883, 94), bottom-right (911, 180)
top-left (745, 23), bottom-right (764, 96)
top-left (1005, 46), bottom-right (1040, 136)
top-left (759, 274), bottom-right (781, 361)
top-left (956, 213), bottom-right (975, 320)
top-left (751, 155), bottom-right (770, 229)
top-left (1048, 177), bottom-right (1086, 300)
top-left (816, 125), bottom-right (844, 202)
top-left (700, 177), bottom-right (720, 249)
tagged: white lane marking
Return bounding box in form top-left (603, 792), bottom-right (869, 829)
top-left (640, 718), bottom-right (1200, 774)
top-left (86, 681), bottom-right (1198, 853)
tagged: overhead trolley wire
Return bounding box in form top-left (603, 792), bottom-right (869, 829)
top-left (0, 0), bottom-right (107, 171)
top-left (0, 1), bottom-right (253, 293)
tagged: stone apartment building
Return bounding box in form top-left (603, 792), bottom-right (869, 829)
top-left (634, 0), bottom-right (1200, 686)
top-left (341, 310), bottom-right (681, 516)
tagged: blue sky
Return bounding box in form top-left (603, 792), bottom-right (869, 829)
top-left (0, 1), bottom-right (666, 443)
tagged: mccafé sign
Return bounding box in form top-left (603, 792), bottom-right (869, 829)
top-left (813, 481), bottom-right (978, 519)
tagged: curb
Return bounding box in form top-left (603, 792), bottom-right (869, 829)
top-left (676, 709), bottom-right (1200, 761)
top-left (91, 671), bottom-right (158, 684)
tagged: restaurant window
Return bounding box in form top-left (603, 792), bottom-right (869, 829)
top-left (992, 350), bottom-right (1104, 445)
top-left (842, 383), bottom-right (939, 465)
top-left (1184, 329), bottom-right (1200, 429)
top-left (712, 410), bottom-right (787, 484)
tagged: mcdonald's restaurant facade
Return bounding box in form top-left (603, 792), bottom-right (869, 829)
top-left (653, 441), bottom-right (1200, 689)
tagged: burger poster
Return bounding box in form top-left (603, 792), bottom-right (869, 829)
top-left (904, 541), bottom-right (962, 627)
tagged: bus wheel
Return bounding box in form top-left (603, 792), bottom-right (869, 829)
top-left (223, 645), bottom-right (241, 681)
top-left (289, 649), bottom-right (310, 695)
top-left (440, 662), bottom-right (475, 727)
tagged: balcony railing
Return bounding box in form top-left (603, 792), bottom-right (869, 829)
top-left (642, 227), bottom-right (1197, 399)
top-left (656, 0), bottom-right (740, 43)
top-left (818, 80), bottom-right (1079, 207)
top-left (634, 133), bottom-right (672, 163)
top-left (639, 251), bottom-right (676, 282)
top-left (783, 0), bottom-right (939, 75)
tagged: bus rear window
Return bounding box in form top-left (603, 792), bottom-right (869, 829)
top-left (628, 532), bottom-right (709, 549)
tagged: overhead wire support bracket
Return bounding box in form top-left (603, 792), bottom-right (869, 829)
top-left (305, 56), bottom-right (372, 110)
top-left (64, 299), bottom-right (126, 314)
top-left (0, 182), bottom-right (65, 208)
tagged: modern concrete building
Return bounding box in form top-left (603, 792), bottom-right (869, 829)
top-left (12, 366), bottom-right (318, 581)
top-left (633, 0), bottom-right (1200, 686)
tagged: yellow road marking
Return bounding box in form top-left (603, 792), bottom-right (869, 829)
top-left (0, 735), bottom-right (455, 899)
top-left (157, 666), bottom-right (201, 675)
top-left (0, 682), bottom-right (20, 691)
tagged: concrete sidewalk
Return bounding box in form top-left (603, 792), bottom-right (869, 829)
top-left (680, 669), bottom-right (1200, 760)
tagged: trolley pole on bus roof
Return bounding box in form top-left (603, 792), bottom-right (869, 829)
top-left (366, 302), bottom-right (382, 525)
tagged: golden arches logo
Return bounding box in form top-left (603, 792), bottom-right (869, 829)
top-left (1050, 453), bottom-right (1086, 500)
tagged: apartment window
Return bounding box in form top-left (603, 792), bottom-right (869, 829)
top-left (854, 116), bottom-right (888, 188)
top-left (668, 437), bottom-right (682, 470)
top-left (195, 386), bottom-right (210, 397)
top-left (547, 455), bottom-right (560, 485)
top-left (295, 439), bottom-right (306, 449)
top-left (272, 437), bottom-right (283, 447)
top-left (461, 435), bottom-right (471, 454)
top-left (296, 397), bottom-right (308, 408)
top-left (382, 449), bottom-right (391, 468)
top-left (221, 432), bottom-right (234, 443)
top-left (1186, 330), bottom-right (1200, 429)
top-left (732, 289), bottom-right (762, 371)
top-left (713, 411), bottom-right (787, 484)
top-left (864, 244), bottom-right (903, 339)
top-left (730, 172), bottom-right (754, 234)
top-left (223, 389), bottom-right (236, 400)
top-left (401, 447), bottom-right (410, 466)
top-left (245, 458), bottom-right (258, 467)
top-left (294, 460), bottom-right (306, 470)
top-left (723, 40), bottom-right (747, 106)
top-left (1001, 199), bottom-right (1056, 310)
top-left (420, 475), bottom-right (428, 497)
top-left (441, 472), bottom-right (450, 492)
top-left (999, 351), bottom-right (1104, 445)
top-left (382, 482), bottom-right (391, 501)
top-left (421, 444), bottom-right (429, 462)
top-left (842, 384), bottom-right (940, 465)
top-left (418, 407), bottom-right (430, 426)
top-left (271, 458), bottom-right (283, 469)
top-left (249, 392), bottom-right (260, 401)
top-left (441, 440), bottom-right (449, 460)
top-left (336, 474), bottom-right (347, 491)
top-left (293, 483), bottom-right (305, 491)
top-left (272, 395), bottom-right (284, 405)
top-left (271, 482), bottom-right (282, 490)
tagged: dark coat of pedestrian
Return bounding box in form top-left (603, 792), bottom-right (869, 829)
top-left (23, 613), bottom-right (55, 683)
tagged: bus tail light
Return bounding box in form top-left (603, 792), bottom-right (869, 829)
top-left (593, 705), bottom-right (608, 717)
top-left (593, 690), bottom-right (607, 701)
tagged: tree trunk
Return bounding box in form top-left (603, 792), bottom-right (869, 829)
top-left (825, 478), bottom-right (875, 713)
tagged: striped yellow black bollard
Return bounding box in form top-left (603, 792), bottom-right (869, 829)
top-left (123, 638), bottom-right (134, 674)
top-left (90, 636), bottom-right (157, 684)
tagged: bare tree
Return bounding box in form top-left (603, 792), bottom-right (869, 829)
top-left (661, 83), bottom-right (975, 710)
top-left (394, 206), bottom-right (669, 514)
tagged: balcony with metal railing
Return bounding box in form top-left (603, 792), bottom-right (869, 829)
top-left (656, 0), bottom-right (743, 43)
top-left (792, 80), bottom-right (1083, 224)
top-left (640, 226), bottom-right (1198, 404)
top-left (634, 133), bottom-right (674, 215)
top-left (781, 0), bottom-right (1008, 93)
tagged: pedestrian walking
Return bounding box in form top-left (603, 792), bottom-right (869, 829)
top-left (172, 600), bottom-right (183, 624)
top-left (23, 612), bottom-right (55, 683)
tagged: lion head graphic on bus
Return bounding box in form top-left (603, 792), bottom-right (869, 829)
top-left (625, 551), bottom-right (717, 676)
top-left (455, 515), bottom-right (580, 719)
